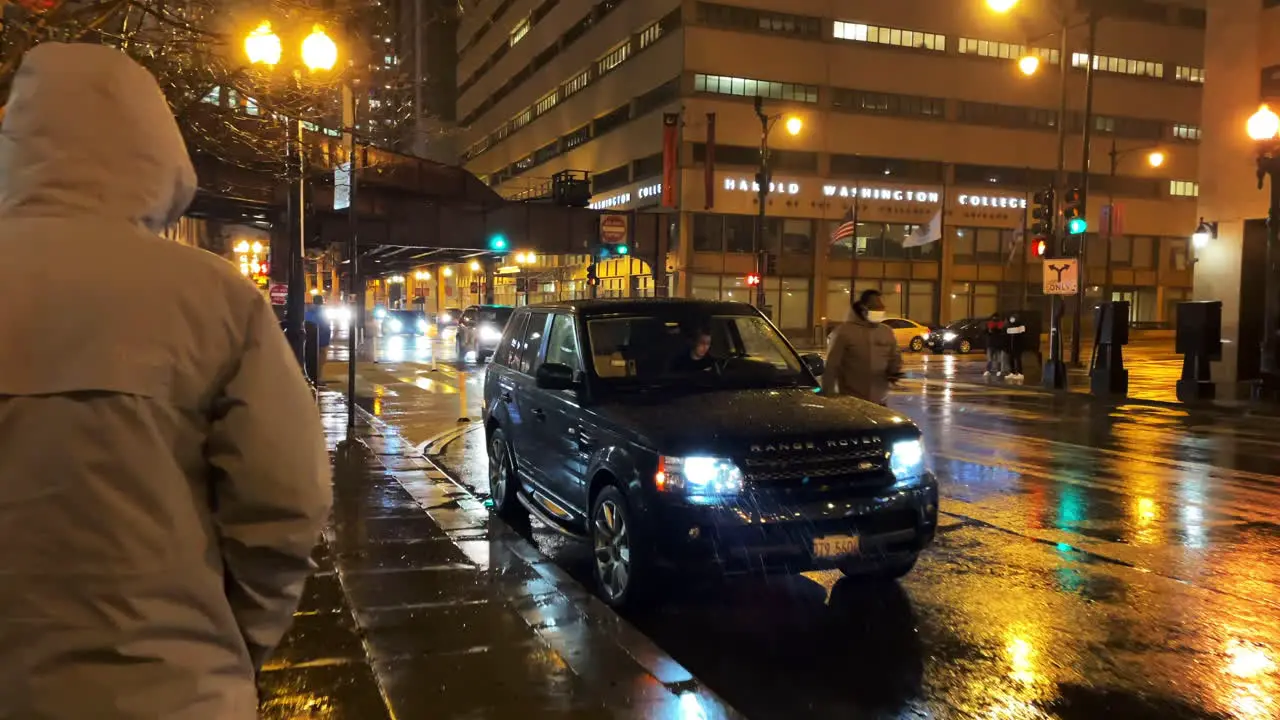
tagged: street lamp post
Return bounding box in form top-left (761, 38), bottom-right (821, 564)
top-left (1069, 9), bottom-right (1099, 367)
top-left (1248, 105), bottom-right (1280, 393)
top-left (245, 21), bottom-right (339, 368)
top-left (1102, 141), bottom-right (1166, 302)
top-left (751, 95), bottom-right (801, 311)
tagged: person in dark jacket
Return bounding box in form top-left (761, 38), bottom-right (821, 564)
top-left (304, 294), bottom-right (333, 382)
top-left (984, 313), bottom-right (1007, 377)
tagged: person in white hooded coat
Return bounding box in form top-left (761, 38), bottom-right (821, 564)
top-left (0, 44), bottom-right (332, 719)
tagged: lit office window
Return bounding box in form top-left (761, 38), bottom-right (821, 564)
top-left (511, 108), bottom-right (532, 132)
top-left (1170, 180), bottom-right (1199, 197)
top-left (510, 17), bottom-right (530, 46)
top-left (639, 21), bottom-right (663, 49)
top-left (1176, 65), bottom-right (1205, 83)
top-left (833, 21), bottom-right (946, 52)
top-left (958, 38), bottom-right (1058, 64)
top-left (598, 41), bottom-right (631, 75)
top-left (563, 68), bottom-right (591, 98)
top-left (1173, 123), bottom-right (1202, 141)
top-left (535, 90), bottom-right (558, 116)
top-left (1072, 52), bottom-right (1164, 78)
top-left (694, 73), bottom-right (819, 103)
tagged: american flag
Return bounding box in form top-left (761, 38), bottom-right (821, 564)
top-left (830, 206), bottom-right (856, 245)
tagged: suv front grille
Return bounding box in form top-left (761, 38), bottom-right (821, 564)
top-left (741, 436), bottom-right (892, 495)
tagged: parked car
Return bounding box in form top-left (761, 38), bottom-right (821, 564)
top-left (457, 304), bottom-right (514, 363)
top-left (482, 299), bottom-right (938, 608)
top-left (881, 317), bottom-right (933, 352)
top-left (381, 310), bottom-right (428, 337)
top-left (924, 318), bottom-right (986, 354)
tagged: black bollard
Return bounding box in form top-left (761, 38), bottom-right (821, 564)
top-left (303, 321), bottom-right (320, 385)
top-left (1175, 301), bottom-right (1222, 402)
top-left (1090, 301), bottom-right (1130, 398)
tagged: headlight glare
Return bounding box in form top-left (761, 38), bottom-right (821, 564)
top-left (388, 319), bottom-right (403, 332)
top-left (657, 456), bottom-right (743, 496)
top-left (942, 332), bottom-right (957, 342)
top-left (890, 439), bottom-right (925, 481)
top-left (480, 325), bottom-right (503, 341)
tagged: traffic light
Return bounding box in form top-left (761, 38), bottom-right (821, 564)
top-left (597, 243), bottom-right (629, 258)
top-left (1031, 187), bottom-right (1055, 237)
top-left (488, 233), bottom-right (509, 252)
top-left (1032, 236), bottom-right (1047, 259)
top-left (1063, 187), bottom-right (1087, 235)
top-left (586, 263), bottom-right (599, 286)
top-left (745, 273), bottom-right (761, 287)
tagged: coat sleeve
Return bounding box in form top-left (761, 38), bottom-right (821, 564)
top-left (884, 327), bottom-right (904, 378)
top-left (207, 298), bottom-right (332, 668)
top-left (822, 327), bottom-right (845, 395)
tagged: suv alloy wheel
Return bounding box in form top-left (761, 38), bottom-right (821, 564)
top-left (487, 428), bottom-right (526, 523)
top-left (591, 486), bottom-right (646, 608)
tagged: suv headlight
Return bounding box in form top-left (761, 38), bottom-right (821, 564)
top-left (388, 319), bottom-right (404, 332)
top-left (889, 439), bottom-right (925, 482)
top-left (417, 318), bottom-right (428, 331)
top-left (479, 325), bottom-right (503, 341)
top-left (657, 456), bottom-right (743, 496)
top-left (942, 332), bottom-right (957, 342)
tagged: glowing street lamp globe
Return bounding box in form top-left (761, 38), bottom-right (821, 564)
top-left (784, 116), bottom-right (803, 136)
top-left (1018, 55), bottom-right (1040, 76)
top-left (987, 0), bottom-right (1019, 13)
top-left (245, 21), bottom-right (283, 67)
top-left (1248, 104), bottom-right (1280, 142)
top-left (1146, 151), bottom-right (1165, 168)
top-left (301, 25), bottom-right (338, 72)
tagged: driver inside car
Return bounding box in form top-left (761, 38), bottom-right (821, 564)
top-left (668, 325), bottom-right (716, 374)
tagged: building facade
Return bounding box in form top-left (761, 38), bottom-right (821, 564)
top-left (1197, 0), bottom-right (1280, 387)
top-left (456, 0), bottom-right (1205, 339)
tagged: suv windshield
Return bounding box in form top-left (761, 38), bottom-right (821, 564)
top-left (477, 307), bottom-right (513, 325)
top-left (585, 311), bottom-right (809, 391)
top-left (390, 311), bottom-right (423, 322)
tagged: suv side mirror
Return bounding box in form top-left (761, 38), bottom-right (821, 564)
top-left (535, 362), bottom-right (577, 391)
top-left (801, 353), bottom-right (825, 377)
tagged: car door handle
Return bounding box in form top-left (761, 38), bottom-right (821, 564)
top-left (500, 391), bottom-right (513, 403)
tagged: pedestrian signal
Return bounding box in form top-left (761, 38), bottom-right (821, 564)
top-left (745, 273), bottom-right (761, 287)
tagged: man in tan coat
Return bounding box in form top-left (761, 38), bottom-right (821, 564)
top-left (0, 44), bottom-right (332, 718)
top-left (822, 289), bottom-right (904, 405)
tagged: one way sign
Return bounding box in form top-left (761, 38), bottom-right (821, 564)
top-left (1043, 258), bottom-right (1079, 295)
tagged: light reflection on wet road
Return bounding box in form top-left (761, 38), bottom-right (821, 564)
top-left (325, 332), bottom-right (1280, 719)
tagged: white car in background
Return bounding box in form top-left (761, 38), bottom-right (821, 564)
top-left (881, 317), bottom-right (933, 352)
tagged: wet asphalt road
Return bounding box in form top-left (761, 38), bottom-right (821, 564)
top-left (325, 331), bottom-right (1280, 720)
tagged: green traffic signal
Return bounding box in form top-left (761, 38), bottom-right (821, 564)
top-left (615, 244), bottom-right (629, 256)
top-left (488, 234), bottom-right (508, 252)
top-left (1067, 217), bottom-right (1088, 235)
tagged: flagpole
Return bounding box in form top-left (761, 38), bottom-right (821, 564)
top-left (850, 183), bottom-right (860, 311)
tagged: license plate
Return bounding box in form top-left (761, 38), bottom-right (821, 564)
top-left (813, 535), bottom-right (860, 558)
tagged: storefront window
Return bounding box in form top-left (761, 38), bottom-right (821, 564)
top-left (690, 274), bottom-right (720, 300)
top-left (974, 282), bottom-right (998, 317)
top-left (1131, 236), bottom-right (1154, 269)
top-left (975, 228), bottom-right (1003, 264)
top-left (781, 219), bottom-right (814, 255)
top-left (826, 279), bottom-right (852, 324)
top-left (725, 215), bottom-right (755, 253)
top-left (950, 282), bottom-right (972, 321)
top-left (952, 227), bottom-right (977, 263)
top-left (907, 280), bottom-right (936, 323)
top-left (693, 214), bottom-right (724, 252)
top-left (880, 224), bottom-right (910, 260)
top-left (767, 277), bottom-right (811, 330)
top-left (722, 274), bottom-right (752, 303)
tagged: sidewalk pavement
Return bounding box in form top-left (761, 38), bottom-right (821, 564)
top-left (257, 391), bottom-right (739, 719)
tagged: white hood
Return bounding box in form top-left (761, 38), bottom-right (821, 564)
top-left (0, 43), bottom-right (196, 231)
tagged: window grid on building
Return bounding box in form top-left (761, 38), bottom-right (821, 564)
top-left (1173, 123), bottom-right (1202, 141)
top-left (958, 37), bottom-right (1058, 64)
top-left (957, 101), bottom-right (1058, 131)
top-left (639, 21), bottom-right (663, 49)
top-left (534, 90), bottom-right (558, 116)
top-left (562, 124), bottom-right (590, 150)
top-left (509, 17), bottom-right (530, 46)
top-left (1176, 65), bottom-right (1205, 83)
top-left (832, 88), bottom-right (945, 119)
top-left (1072, 52), bottom-right (1164, 78)
top-left (1170, 180), bottom-right (1199, 197)
top-left (833, 21), bottom-right (945, 52)
top-left (563, 68), bottom-right (590, 98)
top-left (598, 41), bottom-right (631, 75)
top-left (694, 73), bottom-right (819, 103)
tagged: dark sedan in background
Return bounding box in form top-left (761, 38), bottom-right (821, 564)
top-left (381, 310), bottom-right (429, 337)
top-left (925, 318), bottom-right (987, 354)
top-left (456, 304), bottom-right (514, 363)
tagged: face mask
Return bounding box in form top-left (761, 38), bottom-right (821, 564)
top-left (867, 310), bottom-right (887, 323)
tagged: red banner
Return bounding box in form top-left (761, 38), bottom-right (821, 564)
top-left (705, 113), bottom-right (716, 210)
top-left (661, 113), bottom-right (679, 209)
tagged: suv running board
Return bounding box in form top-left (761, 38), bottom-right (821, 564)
top-left (517, 492), bottom-right (587, 540)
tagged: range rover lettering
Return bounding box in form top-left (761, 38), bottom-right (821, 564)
top-left (482, 299), bottom-right (938, 608)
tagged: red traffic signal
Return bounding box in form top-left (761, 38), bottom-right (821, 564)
top-left (745, 273), bottom-right (761, 287)
top-left (1032, 237), bottom-right (1048, 258)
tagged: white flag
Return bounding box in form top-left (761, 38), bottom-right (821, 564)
top-left (903, 209), bottom-right (942, 248)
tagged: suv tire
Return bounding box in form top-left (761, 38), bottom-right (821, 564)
top-left (487, 428), bottom-right (526, 523)
top-left (590, 485), bottom-right (653, 609)
top-left (957, 339), bottom-right (973, 354)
